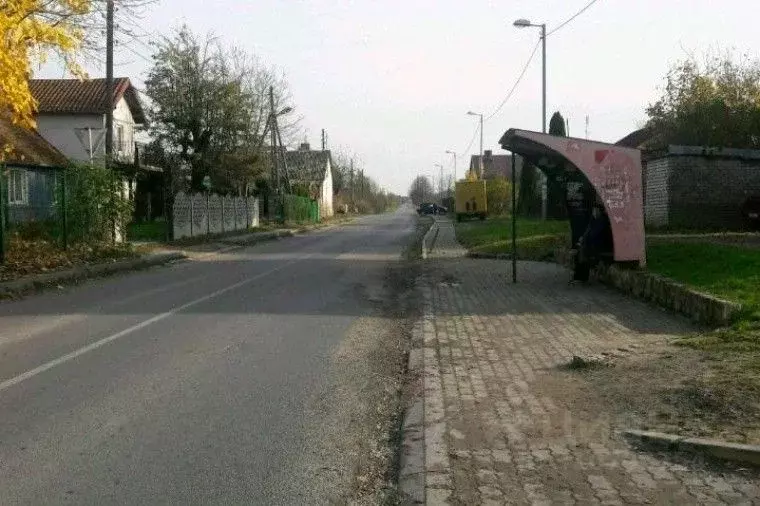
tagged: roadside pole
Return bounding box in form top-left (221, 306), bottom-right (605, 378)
top-left (0, 170), bottom-right (5, 264)
top-left (511, 152), bottom-right (517, 283)
top-left (61, 171), bottom-right (68, 250)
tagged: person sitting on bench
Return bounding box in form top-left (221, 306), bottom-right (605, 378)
top-left (573, 203), bottom-right (612, 282)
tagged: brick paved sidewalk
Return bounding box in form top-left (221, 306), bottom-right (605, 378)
top-left (400, 218), bottom-right (759, 505)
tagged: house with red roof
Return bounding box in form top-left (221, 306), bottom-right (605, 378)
top-left (29, 78), bottom-right (146, 165)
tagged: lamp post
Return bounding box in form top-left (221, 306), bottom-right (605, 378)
top-left (445, 150), bottom-right (457, 183)
top-left (467, 111), bottom-right (484, 179)
top-left (514, 18), bottom-right (547, 219)
top-left (434, 163), bottom-right (444, 203)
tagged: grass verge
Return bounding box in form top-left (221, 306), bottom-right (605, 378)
top-left (454, 217), bottom-right (569, 260)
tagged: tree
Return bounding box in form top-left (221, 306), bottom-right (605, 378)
top-left (409, 175), bottom-right (433, 205)
top-left (516, 159), bottom-right (540, 218)
top-left (646, 51), bottom-right (760, 149)
top-left (486, 177), bottom-right (512, 216)
top-left (549, 111), bottom-right (566, 136)
top-left (1, 0), bottom-right (90, 130)
top-left (546, 111), bottom-right (568, 219)
top-left (144, 26), bottom-right (296, 192)
top-left (1, 0), bottom-right (154, 134)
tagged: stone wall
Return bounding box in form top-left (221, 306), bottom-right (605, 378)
top-left (645, 147), bottom-right (760, 230)
top-left (643, 158), bottom-right (670, 227)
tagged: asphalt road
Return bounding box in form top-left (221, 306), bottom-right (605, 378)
top-left (0, 207), bottom-right (418, 505)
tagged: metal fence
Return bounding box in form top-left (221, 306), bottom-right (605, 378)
top-left (0, 167), bottom-right (67, 263)
top-left (267, 194), bottom-right (320, 224)
top-left (0, 165), bottom-right (129, 263)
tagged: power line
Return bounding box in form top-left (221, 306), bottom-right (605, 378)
top-left (547, 0), bottom-right (602, 36)
top-left (485, 40), bottom-right (541, 121)
top-left (117, 37), bottom-right (153, 64)
top-left (460, 124), bottom-right (480, 158)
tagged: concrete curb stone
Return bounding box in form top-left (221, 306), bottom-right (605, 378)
top-left (219, 229), bottom-right (295, 246)
top-left (622, 429), bottom-right (760, 467)
top-left (466, 248), bottom-right (741, 327)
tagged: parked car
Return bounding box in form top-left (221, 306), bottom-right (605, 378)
top-left (741, 195), bottom-right (760, 228)
top-left (417, 203), bottom-right (447, 215)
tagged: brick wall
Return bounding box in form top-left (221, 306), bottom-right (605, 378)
top-left (645, 152), bottom-right (760, 230)
top-left (644, 158), bottom-right (670, 227)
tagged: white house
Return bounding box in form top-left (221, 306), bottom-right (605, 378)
top-left (284, 143), bottom-right (334, 219)
top-left (29, 78), bottom-right (146, 165)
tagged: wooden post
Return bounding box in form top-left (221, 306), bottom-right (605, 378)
top-left (61, 171), bottom-right (68, 250)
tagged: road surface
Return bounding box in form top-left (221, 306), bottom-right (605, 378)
top-left (0, 208), bottom-right (418, 504)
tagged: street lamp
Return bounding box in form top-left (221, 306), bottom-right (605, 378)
top-left (445, 150), bottom-right (457, 183)
top-left (434, 163), bottom-right (444, 202)
top-left (467, 111), bottom-right (484, 179)
top-left (512, 19), bottom-right (546, 133)
top-left (514, 17), bottom-right (548, 219)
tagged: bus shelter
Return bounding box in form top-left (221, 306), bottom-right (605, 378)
top-left (498, 129), bottom-right (646, 282)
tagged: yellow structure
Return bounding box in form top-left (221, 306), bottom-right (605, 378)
top-left (455, 169), bottom-right (487, 221)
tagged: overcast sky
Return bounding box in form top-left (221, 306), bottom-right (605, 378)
top-left (39, 0), bottom-right (760, 194)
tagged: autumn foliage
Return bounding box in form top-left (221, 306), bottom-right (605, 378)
top-left (0, 0), bottom-right (90, 129)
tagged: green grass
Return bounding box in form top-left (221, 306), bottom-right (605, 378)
top-left (454, 217), bottom-right (570, 260)
top-left (127, 221), bottom-right (168, 241)
top-left (647, 242), bottom-right (760, 323)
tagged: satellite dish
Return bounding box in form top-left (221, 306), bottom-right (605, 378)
top-left (74, 127), bottom-right (105, 158)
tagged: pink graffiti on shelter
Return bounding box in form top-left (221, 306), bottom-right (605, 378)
top-left (501, 130), bottom-right (646, 265)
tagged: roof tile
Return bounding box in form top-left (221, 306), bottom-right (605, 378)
top-left (29, 78), bottom-right (146, 123)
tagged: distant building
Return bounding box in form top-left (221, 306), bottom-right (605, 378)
top-left (283, 142), bottom-right (334, 219)
top-left (644, 146), bottom-right (760, 229)
top-left (29, 78), bottom-right (146, 165)
top-left (469, 150), bottom-right (523, 181)
top-left (615, 127), bottom-right (655, 152)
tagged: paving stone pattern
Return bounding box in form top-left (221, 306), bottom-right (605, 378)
top-left (411, 218), bottom-right (760, 505)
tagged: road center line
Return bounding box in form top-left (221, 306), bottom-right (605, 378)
top-left (0, 254), bottom-right (314, 393)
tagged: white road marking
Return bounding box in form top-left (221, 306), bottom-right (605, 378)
top-left (0, 254), bottom-right (313, 393)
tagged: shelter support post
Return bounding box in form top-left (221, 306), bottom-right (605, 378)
top-left (511, 152), bottom-right (517, 283)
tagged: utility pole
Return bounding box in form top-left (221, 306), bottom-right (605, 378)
top-left (540, 23), bottom-right (547, 220)
top-left (269, 86), bottom-right (278, 194)
top-left (350, 158), bottom-right (355, 207)
top-left (104, 0), bottom-right (114, 166)
top-left (321, 129), bottom-right (326, 151)
top-left (541, 24), bottom-right (546, 134)
top-left (585, 115), bottom-right (590, 139)
top-left (479, 114), bottom-right (484, 179)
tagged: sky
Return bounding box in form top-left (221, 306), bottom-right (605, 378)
top-left (39, 0), bottom-right (760, 194)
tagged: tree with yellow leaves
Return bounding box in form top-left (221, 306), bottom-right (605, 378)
top-left (1, 0), bottom-right (91, 130)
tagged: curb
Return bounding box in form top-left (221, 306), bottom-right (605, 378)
top-left (467, 251), bottom-right (512, 260)
top-left (219, 229), bottom-right (295, 246)
top-left (420, 220), bottom-right (437, 260)
top-left (469, 246), bottom-right (741, 327)
top-left (552, 248), bottom-right (741, 327)
top-left (622, 430), bottom-right (760, 467)
top-left (0, 251), bottom-right (187, 298)
top-left (398, 296), bottom-right (427, 504)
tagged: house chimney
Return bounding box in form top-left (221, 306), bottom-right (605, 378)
top-left (484, 149), bottom-right (493, 160)
top-left (299, 142), bottom-right (310, 151)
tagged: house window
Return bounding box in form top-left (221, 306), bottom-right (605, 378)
top-left (116, 124), bottom-right (125, 153)
top-left (7, 169), bottom-right (29, 206)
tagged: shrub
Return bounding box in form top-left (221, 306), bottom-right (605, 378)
top-left (64, 165), bottom-right (134, 244)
